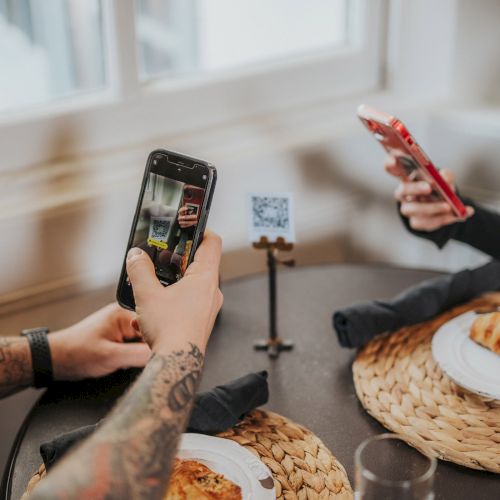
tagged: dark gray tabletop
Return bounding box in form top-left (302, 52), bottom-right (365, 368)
top-left (3, 264), bottom-right (499, 499)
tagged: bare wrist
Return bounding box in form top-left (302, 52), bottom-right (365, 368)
top-left (47, 330), bottom-right (71, 381)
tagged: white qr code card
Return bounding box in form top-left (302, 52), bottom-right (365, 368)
top-left (247, 192), bottom-right (295, 243)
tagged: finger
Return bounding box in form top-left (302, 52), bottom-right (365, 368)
top-left (113, 342), bottom-right (152, 369)
top-left (410, 213), bottom-right (460, 231)
top-left (384, 155), bottom-right (406, 178)
top-left (192, 230), bottom-right (222, 269)
top-left (112, 306), bottom-right (142, 340)
top-left (440, 168), bottom-right (455, 190)
top-left (106, 302), bottom-right (136, 325)
top-left (178, 206), bottom-right (188, 214)
top-left (126, 248), bottom-right (162, 302)
top-left (465, 206), bottom-right (475, 218)
top-left (395, 181), bottom-right (432, 201)
top-left (400, 201), bottom-right (452, 218)
top-left (131, 318), bottom-right (141, 335)
top-left (93, 303), bottom-right (138, 341)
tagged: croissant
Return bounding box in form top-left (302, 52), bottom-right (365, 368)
top-left (470, 312), bottom-right (500, 355)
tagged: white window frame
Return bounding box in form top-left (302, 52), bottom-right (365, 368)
top-left (0, 0), bottom-right (385, 172)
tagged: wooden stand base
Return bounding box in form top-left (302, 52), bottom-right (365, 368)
top-left (254, 338), bottom-right (294, 359)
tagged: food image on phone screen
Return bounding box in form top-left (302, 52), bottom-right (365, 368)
top-left (117, 150), bottom-right (216, 310)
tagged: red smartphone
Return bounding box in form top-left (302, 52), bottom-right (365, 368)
top-left (357, 104), bottom-right (467, 218)
top-left (182, 184), bottom-right (205, 221)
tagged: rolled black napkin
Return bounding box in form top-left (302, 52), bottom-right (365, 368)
top-left (40, 371), bottom-right (268, 470)
top-left (333, 259), bottom-right (500, 348)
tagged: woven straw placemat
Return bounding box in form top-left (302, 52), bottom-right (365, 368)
top-left (353, 293), bottom-right (500, 473)
top-left (23, 410), bottom-right (353, 499)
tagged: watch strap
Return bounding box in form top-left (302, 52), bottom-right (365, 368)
top-left (21, 327), bottom-right (52, 388)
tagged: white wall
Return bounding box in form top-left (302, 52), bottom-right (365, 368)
top-left (1, 0), bottom-right (500, 312)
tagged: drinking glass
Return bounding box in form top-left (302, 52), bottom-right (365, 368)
top-left (355, 434), bottom-right (437, 500)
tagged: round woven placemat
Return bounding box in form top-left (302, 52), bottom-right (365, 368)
top-left (353, 293), bottom-right (500, 473)
top-left (23, 409), bottom-right (353, 499)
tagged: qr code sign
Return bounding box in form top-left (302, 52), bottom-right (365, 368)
top-left (252, 196), bottom-right (289, 229)
top-left (247, 192), bottom-right (295, 243)
top-left (151, 218), bottom-right (171, 239)
top-left (148, 216), bottom-right (173, 249)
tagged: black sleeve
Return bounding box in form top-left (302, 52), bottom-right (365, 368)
top-left (399, 196), bottom-right (500, 260)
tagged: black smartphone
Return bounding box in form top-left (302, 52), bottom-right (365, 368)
top-left (117, 149), bottom-right (217, 310)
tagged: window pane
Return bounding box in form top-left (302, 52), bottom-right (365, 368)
top-left (136, 0), bottom-right (348, 79)
top-left (0, 0), bottom-right (105, 113)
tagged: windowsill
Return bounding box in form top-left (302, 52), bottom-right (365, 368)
top-left (0, 89), bottom-right (450, 216)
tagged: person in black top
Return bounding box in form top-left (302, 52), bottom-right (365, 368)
top-left (385, 155), bottom-right (500, 260)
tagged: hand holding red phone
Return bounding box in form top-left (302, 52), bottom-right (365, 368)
top-left (385, 155), bottom-right (475, 231)
top-left (178, 205), bottom-right (199, 228)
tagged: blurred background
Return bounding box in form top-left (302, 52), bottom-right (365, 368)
top-left (1, 0), bottom-right (500, 315)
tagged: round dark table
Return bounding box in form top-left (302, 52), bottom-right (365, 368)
top-left (3, 264), bottom-right (499, 499)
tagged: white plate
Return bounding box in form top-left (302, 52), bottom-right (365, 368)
top-left (175, 433), bottom-right (275, 499)
top-left (432, 310), bottom-right (500, 400)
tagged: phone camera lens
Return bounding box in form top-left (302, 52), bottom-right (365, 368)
top-left (184, 188), bottom-right (193, 199)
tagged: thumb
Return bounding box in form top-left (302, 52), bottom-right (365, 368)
top-left (126, 248), bottom-right (162, 303)
top-left (113, 342), bottom-right (152, 369)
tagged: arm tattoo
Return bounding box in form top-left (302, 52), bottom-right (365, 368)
top-left (31, 343), bottom-right (204, 500)
top-left (0, 337), bottom-right (33, 399)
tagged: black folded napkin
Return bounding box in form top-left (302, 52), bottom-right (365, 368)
top-left (40, 371), bottom-right (268, 470)
top-left (333, 259), bottom-right (500, 349)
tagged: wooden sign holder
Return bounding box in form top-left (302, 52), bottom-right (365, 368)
top-left (252, 236), bottom-right (295, 359)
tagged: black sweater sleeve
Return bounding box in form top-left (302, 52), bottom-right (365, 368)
top-left (399, 196), bottom-right (500, 260)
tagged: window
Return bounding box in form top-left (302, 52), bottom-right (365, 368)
top-left (0, 0), bottom-right (105, 113)
top-left (0, 0), bottom-right (384, 172)
top-left (136, 0), bottom-right (347, 79)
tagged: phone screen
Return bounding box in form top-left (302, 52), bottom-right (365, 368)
top-left (135, 173), bottom-right (208, 282)
top-left (117, 151), bottom-right (213, 309)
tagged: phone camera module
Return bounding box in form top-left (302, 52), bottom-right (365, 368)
top-left (184, 188), bottom-right (193, 200)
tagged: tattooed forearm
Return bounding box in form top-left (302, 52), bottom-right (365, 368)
top-left (0, 337), bottom-right (33, 398)
top-left (31, 343), bottom-right (204, 500)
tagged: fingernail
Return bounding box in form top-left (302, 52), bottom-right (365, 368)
top-left (127, 247), bottom-right (143, 260)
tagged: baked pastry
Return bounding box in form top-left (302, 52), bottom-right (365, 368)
top-left (470, 312), bottom-right (500, 355)
top-left (165, 459), bottom-right (242, 499)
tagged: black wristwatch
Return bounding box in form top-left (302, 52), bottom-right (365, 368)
top-left (21, 327), bottom-right (53, 388)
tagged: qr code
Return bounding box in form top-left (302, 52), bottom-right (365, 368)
top-left (251, 196), bottom-right (290, 229)
top-left (150, 217), bottom-right (171, 240)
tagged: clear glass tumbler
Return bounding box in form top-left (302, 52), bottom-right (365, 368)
top-left (355, 434), bottom-right (437, 500)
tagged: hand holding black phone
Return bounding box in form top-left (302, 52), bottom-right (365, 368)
top-left (117, 149), bottom-right (217, 310)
